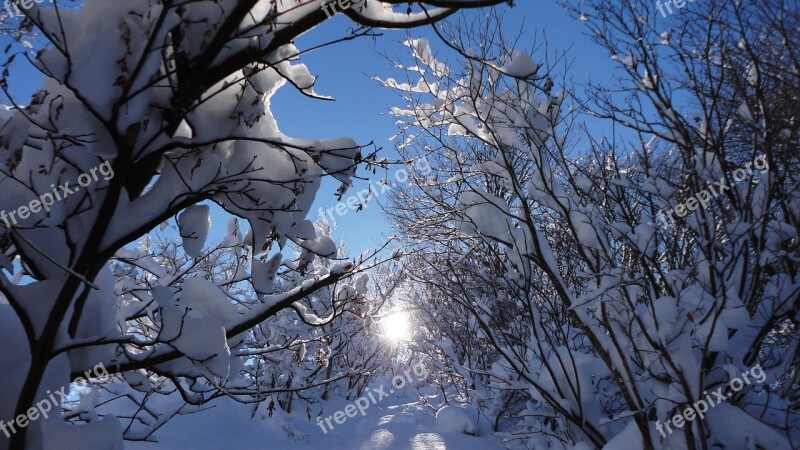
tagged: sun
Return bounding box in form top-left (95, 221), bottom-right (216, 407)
top-left (382, 311), bottom-right (411, 342)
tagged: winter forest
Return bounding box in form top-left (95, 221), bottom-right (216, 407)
top-left (0, 0), bottom-right (798, 449)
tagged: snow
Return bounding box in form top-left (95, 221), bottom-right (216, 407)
top-left (457, 190), bottom-right (513, 244)
top-left (611, 53), bottom-right (637, 68)
top-left (177, 205), bottom-right (211, 258)
top-left (298, 235), bottom-right (337, 258)
top-left (601, 420), bottom-right (642, 450)
top-left (500, 50), bottom-right (540, 78)
top-left (39, 415), bottom-right (124, 450)
top-left (126, 392), bottom-right (504, 450)
top-left (435, 405), bottom-right (477, 435)
top-left (706, 403), bottom-right (792, 449)
top-left (177, 277), bottom-right (239, 326)
top-left (0, 305), bottom-right (31, 428)
top-left (159, 306), bottom-right (232, 378)
top-left (640, 69), bottom-right (658, 90)
top-left (251, 252), bottom-right (283, 295)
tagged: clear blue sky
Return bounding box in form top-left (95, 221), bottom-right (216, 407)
top-left (1, 2), bottom-right (619, 256)
top-left (275, 2), bottom-right (616, 255)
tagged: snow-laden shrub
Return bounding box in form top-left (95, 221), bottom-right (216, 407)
top-left (436, 405), bottom-right (477, 436)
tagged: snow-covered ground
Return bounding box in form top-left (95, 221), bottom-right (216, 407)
top-left (126, 392), bottom-right (504, 450)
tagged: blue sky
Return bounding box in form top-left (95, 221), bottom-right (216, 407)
top-left (1, 1), bottom-right (619, 257)
top-left (275, 1), bottom-right (616, 255)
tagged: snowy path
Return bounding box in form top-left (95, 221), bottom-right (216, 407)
top-left (127, 395), bottom-right (505, 450)
top-left (322, 401), bottom-right (504, 450)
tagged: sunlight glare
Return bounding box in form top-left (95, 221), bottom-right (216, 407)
top-left (382, 311), bottom-right (410, 342)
